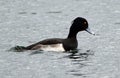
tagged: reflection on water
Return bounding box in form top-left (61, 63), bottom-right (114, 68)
top-left (29, 50), bottom-right (43, 55)
top-left (66, 49), bottom-right (94, 59)
top-left (66, 49), bottom-right (94, 77)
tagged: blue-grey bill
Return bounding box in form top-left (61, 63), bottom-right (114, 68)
top-left (85, 27), bottom-right (95, 35)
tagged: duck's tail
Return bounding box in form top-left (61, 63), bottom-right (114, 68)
top-left (9, 46), bottom-right (28, 52)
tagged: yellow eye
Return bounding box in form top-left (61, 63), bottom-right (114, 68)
top-left (84, 22), bottom-right (87, 24)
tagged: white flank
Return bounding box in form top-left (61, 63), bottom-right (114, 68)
top-left (32, 44), bottom-right (65, 52)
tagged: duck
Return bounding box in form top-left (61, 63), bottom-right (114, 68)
top-left (23, 17), bottom-right (95, 52)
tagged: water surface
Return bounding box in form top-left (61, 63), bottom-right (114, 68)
top-left (0, 0), bottom-right (120, 78)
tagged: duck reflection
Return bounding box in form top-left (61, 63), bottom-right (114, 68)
top-left (66, 49), bottom-right (94, 77)
top-left (67, 49), bottom-right (93, 60)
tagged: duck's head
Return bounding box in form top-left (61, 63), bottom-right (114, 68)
top-left (71, 17), bottom-right (95, 34)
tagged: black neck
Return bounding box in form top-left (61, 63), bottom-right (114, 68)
top-left (67, 30), bottom-right (77, 38)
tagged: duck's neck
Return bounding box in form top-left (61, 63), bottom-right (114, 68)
top-left (67, 30), bottom-right (77, 38)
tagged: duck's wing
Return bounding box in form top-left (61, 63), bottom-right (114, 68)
top-left (25, 38), bottom-right (64, 50)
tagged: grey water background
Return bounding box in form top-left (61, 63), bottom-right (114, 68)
top-left (0, 0), bottom-right (120, 78)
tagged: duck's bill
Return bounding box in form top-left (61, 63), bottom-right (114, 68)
top-left (85, 27), bottom-right (95, 35)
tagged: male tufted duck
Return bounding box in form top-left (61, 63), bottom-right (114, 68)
top-left (24, 17), bottom-right (95, 52)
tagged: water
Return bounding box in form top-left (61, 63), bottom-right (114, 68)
top-left (0, 0), bottom-right (120, 78)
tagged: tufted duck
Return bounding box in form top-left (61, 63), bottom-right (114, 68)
top-left (24, 17), bottom-right (95, 52)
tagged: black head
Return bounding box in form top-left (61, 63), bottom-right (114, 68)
top-left (71, 17), bottom-right (88, 32)
top-left (68, 17), bottom-right (94, 38)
